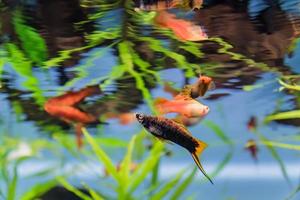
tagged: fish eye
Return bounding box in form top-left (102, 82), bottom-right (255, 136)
top-left (135, 113), bottom-right (144, 121)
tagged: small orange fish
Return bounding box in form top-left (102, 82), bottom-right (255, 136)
top-left (104, 112), bottom-right (136, 125)
top-left (154, 97), bottom-right (209, 118)
top-left (247, 116), bottom-right (257, 131)
top-left (44, 85), bottom-right (102, 148)
top-left (245, 139), bottom-right (258, 161)
top-left (135, 0), bottom-right (203, 11)
top-left (190, 75), bottom-right (215, 98)
top-left (155, 11), bottom-right (208, 41)
top-left (136, 113), bottom-right (213, 184)
top-left (163, 82), bottom-right (180, 97)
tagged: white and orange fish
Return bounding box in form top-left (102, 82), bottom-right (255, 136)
top-left (154, 96), bottom-right (209, 118)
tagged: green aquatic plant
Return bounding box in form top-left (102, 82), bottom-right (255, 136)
top-left (12, 10), bottom-right (48, 65)
top-left (49, 128), bottom-right (201, 199)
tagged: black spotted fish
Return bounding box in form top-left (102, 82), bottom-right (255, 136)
top-left (136, 113), bottom-right (213, 184)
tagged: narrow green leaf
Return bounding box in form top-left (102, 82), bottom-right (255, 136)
top-left (278, 79), bottom-right (300, 91)
top-left (95, 137), bottom-right (128, 148)
top-left (127, 141), bottom-right (164, 194)
top-left (265, 110), bottom-right (300, 122)
top-left (82, 128), bottom-right (121, 183)
top-left (7, 164), bottom-right (18, 200)
top-left (119, 135), bottom-right (137, 184)
top-left (150, 170), bottom-right (185, 200)
top-left (210, 151), bottom-right (233, 178)
top-left (170, 167), bottom-right (197, 200)
top-left (260, 140), bottom-right (300, 151)
top-left (285, 185), bottom-right (300, 200)
top-left (21, 180), bottom-right (57, 200)
top-left (203, 120), bottom-right (233, 146)
top-left (57, 177), bottom-right (92, 200)
top-left (255, 131), bottom-right (291, 185)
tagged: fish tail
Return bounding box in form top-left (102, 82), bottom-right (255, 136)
top-left (191, 139), bottom-right (213, 184)
top-left (191, 152), bottom-right (213, 184)
top-left (154, 98), bottom-right (169, 113)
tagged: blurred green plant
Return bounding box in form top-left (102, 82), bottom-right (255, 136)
top-left (52, 128), bottom-right (201, 200)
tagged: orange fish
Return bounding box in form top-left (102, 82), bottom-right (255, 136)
top-left (155, 11), bottom-right (207, 41)
top-left (104, 112), bottom-right (136, 125)
top-left (247, 116), bottom-right (257, 131)
top-left (135, 0), bottom-right (203, 11)
top-left (163, 82), bottom-right (180, 97)
top-left (44, 85), bottom-right (102, 148)
top-left (245, 139), bottom-right (258, 161)
top-left (154, 96), bottom-right (209, 118)
top-left (190, 75), bottom-right (215, 98)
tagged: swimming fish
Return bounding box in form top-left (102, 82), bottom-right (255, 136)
top-left (136, 113), bottom-right (213, 184)
top-left (245, 139), bottom-right (258, 161)
top-left (247, 116), bottom-right (257, 131)
top-left (190, 75), bottom-right (215, 98)
top-left (135, 0), bottom-right (203, 11)
top-left (44, 85), bottom-right (103, 148)
top-left (154, 96), bottom-right (209, 118)
top-left (155, 11), bottom-right (208, 41)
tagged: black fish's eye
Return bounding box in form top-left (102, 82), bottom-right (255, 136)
top-left (136, 113), bottom-right (144, 122)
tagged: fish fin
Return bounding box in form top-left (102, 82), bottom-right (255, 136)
top-left (171, 118), bottom-right (190, 134)
top-left (176, 85), bottom-right (193, 100)
top-left (154, 97), bottom-right (169, 105)
top-left (191, 152), bottom-right (213, 184)
top-left (155, 135), bottom-right (174, 145)
top-left (208, 81), bottom-right (216, 91)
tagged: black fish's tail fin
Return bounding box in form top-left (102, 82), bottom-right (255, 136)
top-left (191, 139), bottom-right (214, 184)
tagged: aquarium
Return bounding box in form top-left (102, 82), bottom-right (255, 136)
top-left (0, 0), bottom-right (299, 200)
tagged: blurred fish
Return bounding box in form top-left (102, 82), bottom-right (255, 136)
top-left (44, 85), bottom-right (103, 148)
top-left (105, 112), bottom-right (136, 125)
top-left (247, 116), bottom-right (257, 131)
top-left (155, 11), bottom-right (208, 41)
top-left (135, 0), bottom-right (203, 11)
top-left (163, 82), bottom-right (180, 97)
top-left (245, 139), bottom-right (258, 161)
top-left (190, 75), bottom-right (215, 98)
top-left (136, 113), bottom-right (213, 184)
top-left (173, 115), bottom-right (202, 126)
top-left (154, 96), bottom-right (209, 118)
top-left (104, 162), bottom-right (138, 177)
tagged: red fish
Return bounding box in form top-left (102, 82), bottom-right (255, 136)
top-left (44, 85), bottom-right (102, 148)
top-left (247, 116), bottom-right (257, 131)
top-left (190, 75), bottom-right (215, 98)
top-left (154, 96), bottom-right (209, 118)
top-left (136, 113), bottom-right (213, 184)
top-left (155, 11), bottom-right (207, 41)
top-left (245, 139), bottom-right (258, 161)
